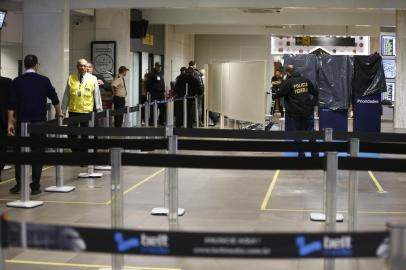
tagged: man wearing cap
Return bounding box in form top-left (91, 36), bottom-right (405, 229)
top-left (146, 62), bottom-right (166, 125)
top-left (111, 66), bottom-right (129, 127)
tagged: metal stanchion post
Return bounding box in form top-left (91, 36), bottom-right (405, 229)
top-left (136, 105), bottom-right (142, 127)
top-left (183, 83), bottom-right (188, 128)
top-left (194, 95), bottom-right (199, 128)
top-left (348, 138), bottom-right (359, 231)
top-left (168, 135), bottom-right (179, 230)
top-left (109, 148), bottom-right (124, 270)
top-left (153, 102), bottom-right (158, 128)
top-left (125, 106), bottom-right (131, 127)
top-left (389, 225), bottom-right (406, 270)
top-left (78, 112), bottom-right (103, 179)
top-left (310, 128), bottom-right (343, 222)
top-left (324, 151), bottom-right (338, 270)
top-left (151, 99), bottom-right (185, 217)
top-left (46, 117), bottom-right (75, 192)
top-left (144, 101), bottom-right (150, 127)
top-left (0, 214), bottom-right (4, 270)
top-left (7, 123), bottom-right (44, 208)
top-left (96, 110), bottom-right (112, 171)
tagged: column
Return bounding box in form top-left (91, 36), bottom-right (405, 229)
top-left (395, 10), bottom-right (406, 130)
top-left (23, 0), bottom-right (69, 98)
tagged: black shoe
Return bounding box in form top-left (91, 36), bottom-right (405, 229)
top-left (31, 188), bottom-right (42, 195)
top-left (298, 152), bottom-right (306, 158)
top-left (9, 185), bottom-right (20, 194)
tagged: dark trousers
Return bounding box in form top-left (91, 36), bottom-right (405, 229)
top-left (140, 95), bottom-right (147, 122)
top-left (0, 127), bottom-right (6, 173)
top-left (175, 98), bottom-right (193, 128)
top-left (14, 123), bottom-right (45, 188)
top-left (113, 96), bottom-right (126, 127)
top-left (285, 114), bottom-right (316, 157)
top-left (68, 112), bottom-right (89, 153)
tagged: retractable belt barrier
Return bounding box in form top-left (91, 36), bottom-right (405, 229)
top-left (1, 219), bottom-right (388, 259)
top-left (2, 135), bottom-right (406, 155)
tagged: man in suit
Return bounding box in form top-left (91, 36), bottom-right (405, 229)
top-left (7, 54), bottom-right (63, 194)
top-left (0, 75), bottom-right (12, 181)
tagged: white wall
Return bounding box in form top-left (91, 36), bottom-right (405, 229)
top-left (1, 11), bottom-right (23, 45)
top-left (165, 25), bottom-right (194, 84)
top-left (69, 14), bottom-right (95, 73)
top-left (0, 45), bottom-right (22, 78)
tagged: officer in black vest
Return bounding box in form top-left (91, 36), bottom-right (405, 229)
top-left (275, 65), bottom-right (318, 157)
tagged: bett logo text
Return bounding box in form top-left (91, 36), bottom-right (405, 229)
top-left (296, 235), bottom-right (353, 257)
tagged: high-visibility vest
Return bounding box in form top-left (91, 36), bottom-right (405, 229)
top-left (67, 74), bottom-right (95, 113)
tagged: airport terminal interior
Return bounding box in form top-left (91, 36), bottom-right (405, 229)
top-left (1, 0), bottom-right (406, 270)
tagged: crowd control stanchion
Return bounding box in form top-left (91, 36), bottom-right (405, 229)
top-left (194, 95), bottom-right (199, 128)
top-left (389, 225), bottom-right (406, 270)
top-left (168, 135), bottom-right (179, 230)
top-left (96, 110), bottom-right (112, 171)
top-left (78, 112), bottom-right (103, 179)
top-left (183, 83), bottom-right (188, 128)
top-left (109, 148), bottom-right (124, 270)
top-left (144, 101), bottom-right (150, 127)
top-left (125, 106), bottom-right (131, 128)
top-left (348, 138), bottom-right (359, 231)
top-left (310, 128), bottom-right (343, 222)
top-left (136, 105), bottom-right (142, 127)
top-left (45, 117), bottom-right (75, 193)
top-left (7, 123), bottom-right (43, 208)
top-left (153, 102), bottom-right (158, 128)
top-left (151, 99), bottom-right (185, 217)
top-left (324, 151), bottom-right (338, 270)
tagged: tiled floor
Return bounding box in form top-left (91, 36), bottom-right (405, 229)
top-left (1, 120), bottom-right (404, 270)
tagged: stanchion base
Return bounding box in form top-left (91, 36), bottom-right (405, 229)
top-left (95, 166), bottom-right (112, 171)
top-left (310, 212), bottom-right (344, 222)
top-left (7, 200), bottom-right (44, 208)
top-left (45, 186), bottom-right (76, 193)
top-left (4, 165), bottom-right (11, 170)
top-left (151, 207), bottom-right (185, 216)
top-left (78, 173), bottom-right (103, 178)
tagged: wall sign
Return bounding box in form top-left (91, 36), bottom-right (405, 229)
top-left (381, 35), bottom-right (396, 56)
top-left (91, 41), bottom-right (116, 81)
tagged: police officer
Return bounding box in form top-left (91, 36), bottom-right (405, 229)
top-left (274, 65), bottom-right (318, 157)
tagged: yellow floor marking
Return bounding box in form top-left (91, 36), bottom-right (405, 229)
top-left (264, 208), bottom-right (406, 215)
top-left (368, 171), bottom-right (387, 193)
top-left (5, 259), bottom-right (181, 270)
top-left (0, 166), bottom-right (54, 185)
top-left (260, 170), bottom-right (280, 210)
top-left (106, 168), bottom-right (165, 205)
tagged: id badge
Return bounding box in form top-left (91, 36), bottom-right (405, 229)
top-left (157, 76), bottom-right (161, 81)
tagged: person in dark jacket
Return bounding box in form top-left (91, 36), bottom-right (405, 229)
top-left (0, 75), bottom-right (12, 180)
top-left (173, 67), bottom-right (201, 128)
top-left (7, 54), bottom-right (63, 194)
top-left (275, 65), bottom-right (318, 157)
top-left (189, 60), bottom-right (204, 125)
top-left (146, 62), bottom-right (166, 125)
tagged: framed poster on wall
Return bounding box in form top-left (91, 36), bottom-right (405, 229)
top-left (383, 59), bottom-right (396, 79)
top-left (91, 41), bottom-right (116, 81)
top-left (381, 35), bottom-right (396, 56)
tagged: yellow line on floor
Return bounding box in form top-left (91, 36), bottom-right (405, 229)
top-left (260, 170), bottom-right (280, 210)
top-left (368, 171), bottom-right (386, 193)
top-left (0, 166), bottom-right (54, 185)
top-left (264, 208), bottom-right (406, 215)
top-left (5, 259), bottom-right (181, 270)
top-left (106, 168), bottom-right (165, 205)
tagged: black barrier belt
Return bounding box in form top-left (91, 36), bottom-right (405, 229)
top-left (339, 157), bottom-right (406, 172)
top-left (28, 126), bottom-right (166, 137)
top-left (178, 140), bottom-right (349, 152)
top-left (335, 131), bottom-right (406, 143)
top-left (62, 113), bottom-right (93, 125)
top-left (0, 152), bottom-right (323, 170)
top-left (121, 154), bottom-right (325, 170)
top-left (1, 137), bottom-right (167, 150)
top-left (1, 152), bottom-right (406, 172)
top-left (359, 142), bottom-right (406, 154)
top-left (175, 129), bottom-right (325, 140)
top-left (95, 110), bottom-right (107, 120)
top-left (4, 220), bottom-right (388, 258)
top-left (129, 106), bottom-right (140, 113)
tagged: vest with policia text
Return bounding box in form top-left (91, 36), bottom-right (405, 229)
top-left (67, 74), bottom-right (95, 113)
